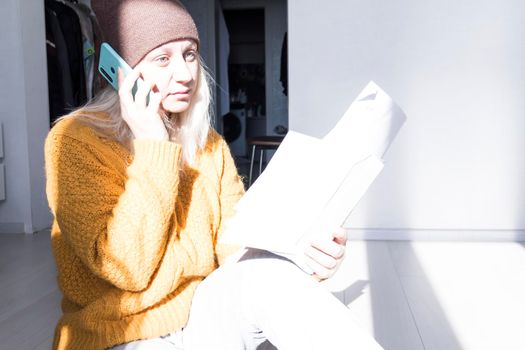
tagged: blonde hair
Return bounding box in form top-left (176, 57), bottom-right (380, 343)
top-left (58, 57), bottom-right (214, 165)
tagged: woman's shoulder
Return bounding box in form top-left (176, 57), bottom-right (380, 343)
top-left (45, 112), bottom-right (130, 169)
top-left (49, 112), bottom-right (107, 141)
top-left (45, 112), bottom-right (126, 162)
top-left (204, 127), bottom-right (228, 154)
top-left (47, 111), bottom-right (117, 152)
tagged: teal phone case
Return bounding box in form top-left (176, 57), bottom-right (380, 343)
top-left (98, 42), bottom-right (132, 91)
top-left (98, 42), bottom-right (149, 103)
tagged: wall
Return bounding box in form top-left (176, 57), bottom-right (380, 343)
top-left (288, 0), bottom-right (525, 236)
top-left (0, 0), bottom-right (51, 233)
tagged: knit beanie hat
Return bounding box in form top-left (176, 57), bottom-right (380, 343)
top-left (92, 0), bottom-right (200, 67)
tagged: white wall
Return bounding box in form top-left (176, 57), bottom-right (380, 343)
top-left (288, 0), bottom-right (525, 233)
top-left (0, 0), bottom-right (51, 233)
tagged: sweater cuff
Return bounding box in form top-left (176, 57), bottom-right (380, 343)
top-left (131, 139), bottom-right (182, 171)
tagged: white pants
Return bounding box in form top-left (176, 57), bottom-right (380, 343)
top-left (110, 249), bottom-right (384, 350)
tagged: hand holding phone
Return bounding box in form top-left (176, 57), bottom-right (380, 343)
top-left (99, 42), bottom-right (145, 97)
top-left (98, 42), bottom-right (167, 141)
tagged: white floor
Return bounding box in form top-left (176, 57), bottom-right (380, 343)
top-left (324, 240), bottom-right (525, 350)
top-left (0, 231), bottom-right (524, 350)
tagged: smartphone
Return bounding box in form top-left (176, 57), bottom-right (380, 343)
top-left (98, 42), bottom-right (146, 99)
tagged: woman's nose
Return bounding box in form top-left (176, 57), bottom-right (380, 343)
top-left (171, 56), bottom-right (193, 83)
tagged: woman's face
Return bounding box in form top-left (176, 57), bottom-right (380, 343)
top-left (138, 39), bottom-right (199, 114)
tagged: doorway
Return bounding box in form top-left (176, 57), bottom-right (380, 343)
top-left (223, 8), bottom-right (266, 158)
top-left (218, 0), bottom-right (288, 181)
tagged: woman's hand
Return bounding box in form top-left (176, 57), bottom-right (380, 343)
top-left (304, 228), bottom-right (347, 281)
top-left (117, 67), bottom-right (168, 141)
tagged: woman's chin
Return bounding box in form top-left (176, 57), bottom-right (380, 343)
top-left (161, 100), bottom-right (191, 114)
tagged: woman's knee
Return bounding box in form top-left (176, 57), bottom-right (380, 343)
top-left (236, 253), bottom-right (318, 298)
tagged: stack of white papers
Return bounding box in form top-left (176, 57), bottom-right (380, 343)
top-left (221, 81), bottom-right (407, 271)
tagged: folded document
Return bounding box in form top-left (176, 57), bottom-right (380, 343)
top-left (221, 81), bottom-right (407, 271)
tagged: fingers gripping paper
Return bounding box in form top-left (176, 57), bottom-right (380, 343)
top-left (221, 81), bottom-right (406, 269)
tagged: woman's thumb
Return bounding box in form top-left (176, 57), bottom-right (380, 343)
top-left (332, 228), bottom-right (347, 246)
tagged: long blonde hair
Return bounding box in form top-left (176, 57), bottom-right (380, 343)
top-left (58, 57), bottom-right (214, 165)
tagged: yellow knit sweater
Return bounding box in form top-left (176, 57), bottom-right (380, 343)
top-left (44, 116), bottom-right (245, 350)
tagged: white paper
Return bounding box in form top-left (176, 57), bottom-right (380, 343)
top-left (221, 81), bottom-right (407, 269)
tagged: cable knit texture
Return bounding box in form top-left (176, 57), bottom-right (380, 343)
top-left (45, 116), bottom-right (245, 350)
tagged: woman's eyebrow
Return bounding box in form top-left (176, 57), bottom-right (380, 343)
top-left (147, 47), bottom-right (168, 58)
top-left (183, 41), bottom-right (198, 50)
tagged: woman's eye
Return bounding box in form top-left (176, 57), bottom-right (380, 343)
top-left (184, 50), bottom-right (197, 62)
top-left (155, 56), bottom-right (169, 65)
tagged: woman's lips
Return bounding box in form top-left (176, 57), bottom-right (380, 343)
top-left (170, 90), bottom-right (190, 95)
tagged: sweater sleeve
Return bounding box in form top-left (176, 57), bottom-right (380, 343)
top-left (214, 139), bottom-right (245, 265)
top-left (45, 132), bottom-right (182, 292)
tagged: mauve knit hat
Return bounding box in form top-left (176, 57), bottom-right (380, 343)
top-left (92, 0), bottom-right (200, 68)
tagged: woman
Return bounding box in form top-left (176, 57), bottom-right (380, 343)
top-left (45, 0), bottom-right (384, 349)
